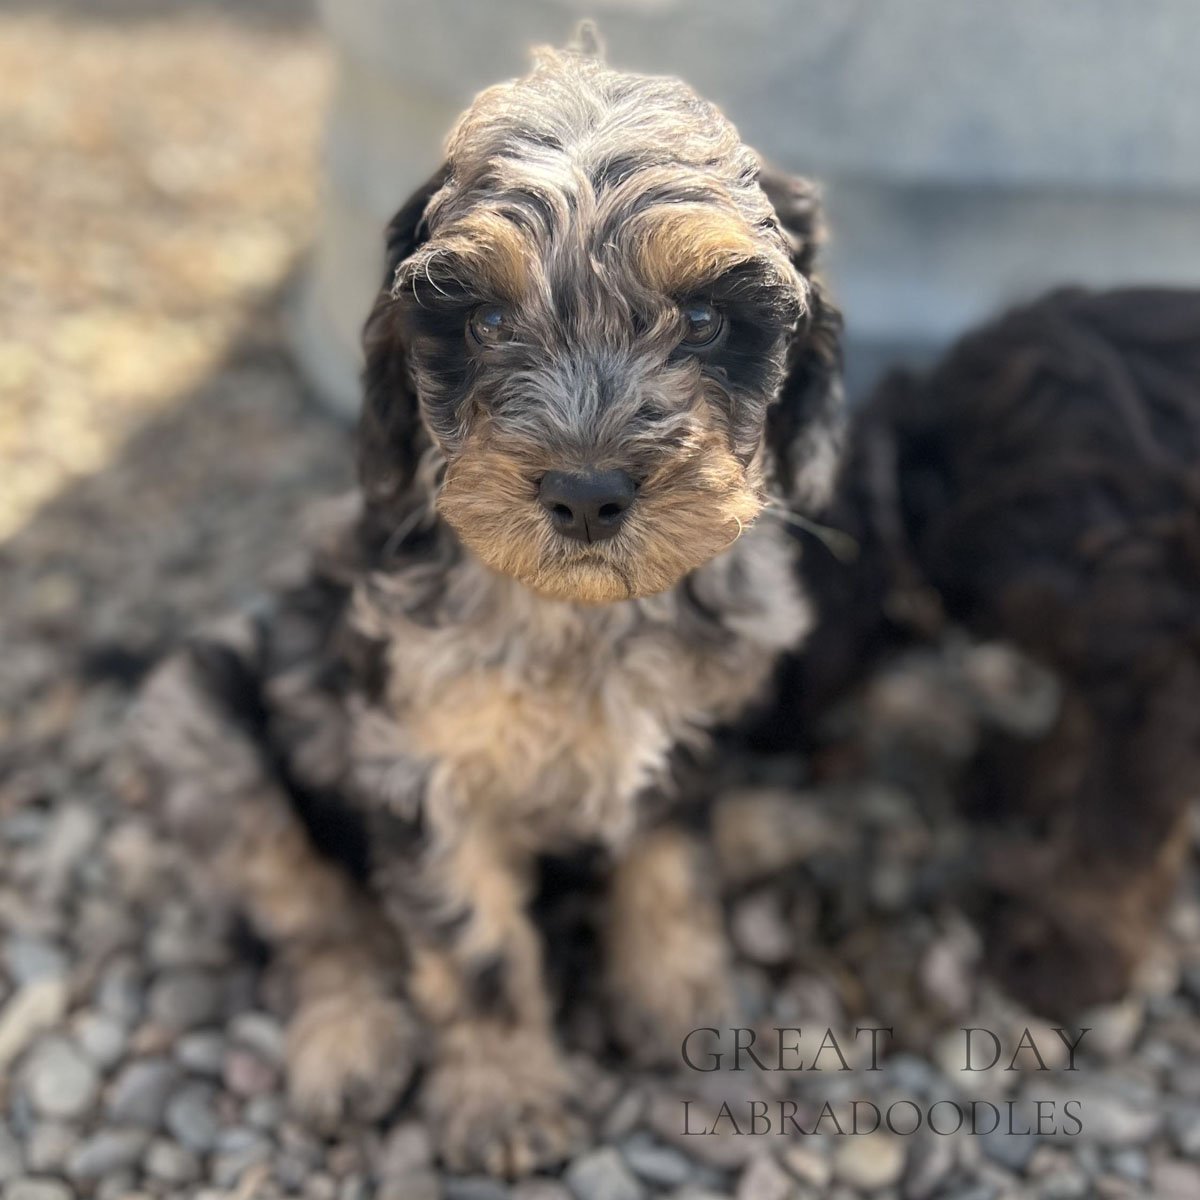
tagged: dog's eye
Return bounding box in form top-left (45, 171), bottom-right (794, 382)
top-left (679, 301), bottom-right (723, 348)
top-left (468, 303), bottom-right (510, 347)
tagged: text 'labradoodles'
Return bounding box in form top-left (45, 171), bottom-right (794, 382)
top-left (130, 33), bottom-right (842, 1177)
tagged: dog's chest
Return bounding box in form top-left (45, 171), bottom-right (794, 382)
top-left (394, 626), bottom-right (717, 847)
top-left (375, 586), bottom-right (793, 849)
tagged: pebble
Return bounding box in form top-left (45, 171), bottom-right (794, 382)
top-left (1035, 1167), bottom-right (1089, 1199)
top-left (307, 1176), bottom-right (339, 1200)
top-left (647, 1094), bottom-right (756, 1170)
top-left (174, 1029), bottom-right (227, 1076)
top-left (781, 1145), bottom-right (830, 1190)
top-left (66, 1128), bottom-right (151, 1180)
top-left (872, 857), bottom-right (917, 910)
top-left (0, 1125), bottom-right (21, 1181)
top-left (24, 1125), bottom-right (73, 1174)
top-left (730, 891), bottom-right (794, 965)
top-left (980, 1129), bottom-right (1038, 1172)
top-left (885, 1054), bottom-right (945, 1098)
top-left (245, 1093), bottom-right (284, 1128)
top-left (212, 1132), bottom-right (272, 1188)
top-left (276, 1151), bottom-right (315, 1190)
top-left (944, 1187), bottom-right (997, 1200)
top-left (21, 1036), bottom-right (100, 1119)
top-left (37, 803), bottom-right (101, 896)
top-left (920, 932), bottom-right (976, 1016)
top-left (903, 1136), bottom-right (956, 1199)
top-left (2, 939), bottom-right (68, 986)
top-left (223, 1045), bottom-right (279, 1096)
top-left (340, 1176), bottom-right (370, 1200)
top-left (1107, 1148), bottom-right (1147, 1182)
top-left (3, 1180), bottom-right (75, 1200)
top-left (444, 1179), bottom-right (511, 1200)
top-left (93, 1173), bottom-right (140, 1200)
top-left (833, 1133), bottom-right (906, 1190)
top-left (735, 1155), bottom-right (793, 1200)
top-left (148, 969), bottom-right (224, 1031)
top-left (94, 956), bottom-right (144, 1026)
top-left (1169, 1057), bottom-right (1200, 1098)
top-left (0, 980), bottom-right (70, 1071)
top-left (565, 1147), bottom-right (646, 1200)
top-left (1046, 1085), bottom-right (1160, 1146)
top-left (106, 1057), bottom-right (180, 1126)
top-left (620, 1135), bottom-right (692, 1188)
top-left (73, 1011), bottom-right (127, 1069)
top-left (164, 1081), bottom-right (221, 1153)
top-left (228, 1011), bottom-right (285, 1064)
top-left (1080, 998), bottom-right (1145, 1059)
top-left (1093, 1177), bottom-right (1137, 1200)
top-left (377, 1170), bottom-right (440, 1200)
top-left (602, 1090), bottom-right (646, 1140)
top-left (1167, 1102), bottom-right (1200, 1157)
top-left (103, 821), bottom-right (162, 901)
top-left (376, 1122), bottom-right (433, 1177)
top-left (144, 1138), bottom-right (202, 1185)
top-left (512, 1184), bottom-right (572, 1200)
top-left (148, 918), bottom-right (227, 971)
top-left (1152, 1160), bottom-right (1200, 1200)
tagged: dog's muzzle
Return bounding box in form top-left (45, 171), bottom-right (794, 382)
top-left (538, 468), bottom-right (636, 543)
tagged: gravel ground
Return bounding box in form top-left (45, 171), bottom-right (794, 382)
top-left (2, 4), bottom-right (1199, 1199)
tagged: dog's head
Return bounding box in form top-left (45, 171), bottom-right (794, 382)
top-left (360, 43), bottom-right (841, 603)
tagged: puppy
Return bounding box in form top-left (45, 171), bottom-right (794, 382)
top-left (131, 36), bottom-right (841, 1176)
top-left (773, 286), bottom-right (1200, 1019)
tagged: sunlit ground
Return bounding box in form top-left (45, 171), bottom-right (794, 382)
top-left (0, 1), bottom-right (330, 540)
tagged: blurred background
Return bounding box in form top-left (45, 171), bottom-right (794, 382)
top-left (298, 0), bottom-right (1200, 408)
top-left (7, 0), bottom-right (1200, 548)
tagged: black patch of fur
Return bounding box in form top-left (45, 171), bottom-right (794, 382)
top-left (78, 640), bottom-right (159, 689)
top-left (358, 164), bottom-right (452, 544)
top-left (758, 167), bottom-right (844, 506)
top-left (184, 636), bottom-right (372, 883)
top-left (465, 952), bottom-right (515, 1019)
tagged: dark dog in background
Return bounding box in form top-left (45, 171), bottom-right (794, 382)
top-left (130, 35), bottom-right (841, 1177)
top-left (777, 287), bottom-right (1200, 1017)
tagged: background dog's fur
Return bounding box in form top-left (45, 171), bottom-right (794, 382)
top-left (131, 42), bottom-right (842, 1177)
top-left (768, 286), bottom-right (1200, 1017)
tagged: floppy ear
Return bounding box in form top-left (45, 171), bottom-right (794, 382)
top-left (759, 167), bottom-right (845, 512)
top-left (357, 164), bottom-right (451, 535)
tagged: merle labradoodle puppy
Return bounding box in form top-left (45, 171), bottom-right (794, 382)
top-left (777, 287), bottom-right (1200, 1019)
top-left (131, 38), bottom-right (841, 1176)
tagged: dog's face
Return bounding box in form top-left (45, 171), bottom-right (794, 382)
top-left (364, 50), bottom-right (824, 603)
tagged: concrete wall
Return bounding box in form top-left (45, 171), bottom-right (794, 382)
top-left (295, 0), bottom-right (1200, 412)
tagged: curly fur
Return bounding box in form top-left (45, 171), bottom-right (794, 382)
top-left (130, 39), bottom-right (842, 1176)
top-left (771, 286), bottom-right (1200, 1018)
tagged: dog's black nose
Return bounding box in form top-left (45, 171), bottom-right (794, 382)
top-left (538, 469), bottom-right (636, 542)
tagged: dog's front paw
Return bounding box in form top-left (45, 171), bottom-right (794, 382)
top-left (984, 897), bottom-right (1139, 1019)
top-left (608, 934), bottom-right (737, 1065)
top-left (423, 1025), bottom-right (587, 1178)
top-left (286, 988), bottom-right (418, 1129)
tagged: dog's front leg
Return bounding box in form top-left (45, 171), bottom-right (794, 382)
top-left (370, 815), bottom-right (585, 1177)
top-left (603, 824), bottom-right (736, 1063)
top-left (131, 644), bottom-right (419, 1130)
